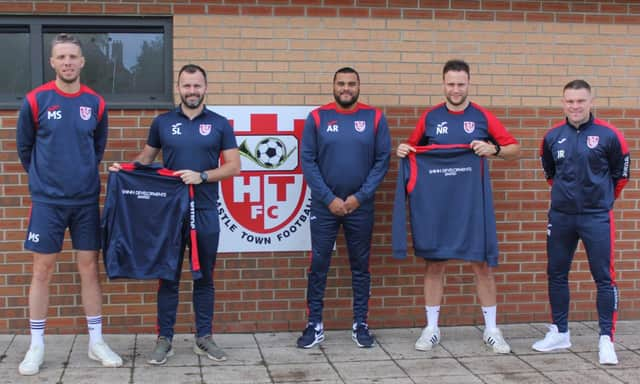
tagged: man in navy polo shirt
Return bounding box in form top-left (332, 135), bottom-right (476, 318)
top-left (16, 33), bottom-right (122, 376)
top-left (111, 64), bottom-right (240, 364)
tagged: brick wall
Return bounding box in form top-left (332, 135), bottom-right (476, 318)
top-left (1, 2), bottom-right (639, 334)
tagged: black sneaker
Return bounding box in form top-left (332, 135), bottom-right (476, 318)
top-left (352, 323), bottom-right (375, 348)
top-left (296, 323), bottom-right (324, 348)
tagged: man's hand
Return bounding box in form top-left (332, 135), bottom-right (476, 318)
top-left (328, 197), bottom-right (348, 216)
top-left (344, 195), bottom-right (360, 214)
top-left (108, 162), bottom-right (122, 172)
top-left (396, 143), bottom-right (416, 158)
top-left (174, 170), bottom-right (203, 184)
top-left (470, 140), bottom-right (498, 158)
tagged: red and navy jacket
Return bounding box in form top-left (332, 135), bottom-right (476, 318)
top-left (301, 102), bottom-right (391, 207)
top-left (16, 81), bottom-right (108, 205)
top-left (540, 115), bottom-right (630, 214)
top-left (392, 145), bottom-right (499, 266)
top-left (147, 106), bottom-right (237, 224)
top-left (101, 163), bottom-right (201, 280)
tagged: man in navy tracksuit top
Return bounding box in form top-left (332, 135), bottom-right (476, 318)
top-left (110, 64), bottom-right (240, 365)
top-left (533, 80), bottom-right (630, 365)
top-left (396, 60), bottom-right (520, 354)
top-left (297, 67), bottom-right (391, 348)
top-left (15, 33), bottom-right (122, 376)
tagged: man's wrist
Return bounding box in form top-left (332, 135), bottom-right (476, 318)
top-left (493, 144), bottom-right (501, 157)
top-left (200, 171), bottom-right (209, 183)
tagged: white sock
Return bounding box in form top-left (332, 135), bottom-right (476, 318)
top-left (29, 319), bottom-right (46, 348)
top-left (426, 306), bottom-right (440, 329)
top-left (86, 315), bottom-right (104, 345)
top-left (482, 306), bottom-right (497, 332)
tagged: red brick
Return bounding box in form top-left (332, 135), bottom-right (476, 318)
top-left (601, 4), bottom-right (629, 14)
top-left (541, 1), bottom-right (569, 12)
top-left (451, 0), bottom-right (480, 9)
top-left (339, 7), bottom-right (370, 17)
top-left (139, 4), bottom-right (172, 14)
top-left (69, 3), bottom-right (103, 14)
top-left (403, 9), bottom-right (434, 18)
top-left (207, 4), bottom-right (241, 14)
top-left (526, 12), bottom-right (555, 22)
top-left (307, 7), bottom-right (338, 16)
top-left (357, 0), bottom-right (386, 6)
top-left (174, 4), bottom-right (206, 13)
top-left (466, 11), bottom-right (495, 20)
top-left (274, 6), bottom-right (305, 16)
top-left (586, 14), bottom-right (614, 23)
top-left (434, 10), bottom-right (465, 19)
top-left (34, 2), bottom-right (68, 13)
top-left (0, 1), bottom-right (32, 12)
top-left (557, 13), bottom-right (585, 23)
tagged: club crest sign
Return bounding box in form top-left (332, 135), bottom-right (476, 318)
top-left (211, 106), bottom-right (314, 252)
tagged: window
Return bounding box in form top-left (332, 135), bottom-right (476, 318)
top-left (0, 17), bottom-right (172, 109)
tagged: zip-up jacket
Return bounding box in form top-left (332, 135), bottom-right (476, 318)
top-left (540, 115), bottom-right (630, 214)
top-left (301, 102), bottom-right (391, 207)
top-left (16, 81), bottom-right (108, 205)
top-left (392, 144), bottom-right (499, 266)
top-left (101, 163), bottom-right (201, 280)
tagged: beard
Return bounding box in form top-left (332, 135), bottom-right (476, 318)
top-left (446, 94), bottom-right (467, 107)
top-left (334, 90), bottom-right (359, 109)
top-left (181, 93), bottom-right (204, 109)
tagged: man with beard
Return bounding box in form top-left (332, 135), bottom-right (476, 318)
top-left (16, 33), bottom-right (122, 375)
top-left (110, 64), bottom-right (240, 364)
top-left (396, 59), bottom-right (519, 354)
top-left (297, 67), bottom-right (391, 348)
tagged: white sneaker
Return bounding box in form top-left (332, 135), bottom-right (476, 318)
top-left (415, 326), bottom-right (440, 351)
top-left (532, 324), bottom-right (571, 352)
top-left (483, 328), bottom-right (511, 354)
top-left (88, 341), bottom-right (123, 367)
top-left (18, 344), bottom-right (44, 376)
top-left (598, 335), bottom-right (618, 365)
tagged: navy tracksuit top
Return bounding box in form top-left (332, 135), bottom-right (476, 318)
top-left (392, 145), bottom-right (499, 266)
top-left (540, 115), bottom-right (630, 214)
top-left (393, 102), bottom-right (518, 264)
top-left (102, 163), bottom-right (201, 280)
top-left (16, 81), bottom-right (108, 205)
top-left (301, 102), bottom-right (391, 207)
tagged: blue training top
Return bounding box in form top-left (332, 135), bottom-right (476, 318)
top-left (16, 81), bottom-right (108, 206)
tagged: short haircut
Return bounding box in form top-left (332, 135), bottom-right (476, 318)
top-left (442, 59), bottom-right (470, 79)
top-left (563, 79), bottom-right (591, 93)
top-left (51, 33), bottom-right (82, 55)
top-left (333, 67), bottom-right (360, 83)
top-left (178, 64), bottom-right (207, 83)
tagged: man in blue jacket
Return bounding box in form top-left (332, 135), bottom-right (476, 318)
top-left (16, 33), bottom-right (122, 375)
top-left (297, 67), bottom-right (391, 348)
top-left (533, 80), bottom-right (630, 365)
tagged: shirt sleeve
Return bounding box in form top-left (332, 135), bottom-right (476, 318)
top-left (540, 133), bottom-right (555, 186)
top-left (94, 107), bottom-right (108, 163)
top-left (301, 113), bottom-right (335, 206)
top-left (354, 112), bottom-right (391, 204)
top-left (607, 127), bottom-right (631, 198)
top-left (16, 98), bottom-right (36, 172)
top-left (220, 118), bottom-right (238, 150)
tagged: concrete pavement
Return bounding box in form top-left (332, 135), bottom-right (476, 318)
top-left (1, 320), bottom-right (640, 383)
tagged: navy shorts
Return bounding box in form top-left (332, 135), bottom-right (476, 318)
top-left (25, 202), bottom-right (100, 254)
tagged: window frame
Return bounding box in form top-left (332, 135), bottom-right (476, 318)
top-left (0, 16), bottom-right (173, 110)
